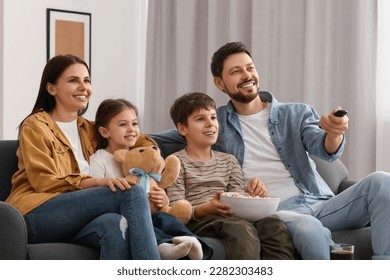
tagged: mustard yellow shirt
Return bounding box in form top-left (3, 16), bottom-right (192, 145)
top-left (6, 111), bottom-right (97, 215)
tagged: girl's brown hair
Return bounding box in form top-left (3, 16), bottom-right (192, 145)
top-left (94, 98), bottom-right (138, 149)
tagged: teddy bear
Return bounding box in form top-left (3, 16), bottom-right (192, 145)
top-left (114, 145), bottom-right (192, 224)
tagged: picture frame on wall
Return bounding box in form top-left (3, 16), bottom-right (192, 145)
top-left (47, 8), bottom-right (92, 69)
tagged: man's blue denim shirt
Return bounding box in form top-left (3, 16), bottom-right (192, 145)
top-left (152, 91), bottom-right (345, 199)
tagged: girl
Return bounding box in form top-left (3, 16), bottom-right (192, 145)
top-left (6, 55), bottom-right (159, 260)
top-left (89, 98), bottom-right (213, 260)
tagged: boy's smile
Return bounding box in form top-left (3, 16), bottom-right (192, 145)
top-left (179, 107), bottom-right (219, 149)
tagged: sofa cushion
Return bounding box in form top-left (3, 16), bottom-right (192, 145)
top-left (332, 227), bottom-right (372, 260)
top-left (204, 237), bottom-right (227, 260)
top-left (27, 243), bottom-right (99, 260)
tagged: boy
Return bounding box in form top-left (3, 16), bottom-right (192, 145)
top-left (166, 92), bottom-right (294, 260)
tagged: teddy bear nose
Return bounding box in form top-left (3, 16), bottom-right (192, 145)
top-left (139, 149), bottom-right (144, 153)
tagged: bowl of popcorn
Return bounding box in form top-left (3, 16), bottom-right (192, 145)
top-left (220, 192), bottom-right (280, 222)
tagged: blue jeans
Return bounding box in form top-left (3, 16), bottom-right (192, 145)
top-left (152, 212), bottom-right (214, 259)
top-left (24, 185), bottom-right (160, 260)
top-left (277, 171), bottom-right (390, 260)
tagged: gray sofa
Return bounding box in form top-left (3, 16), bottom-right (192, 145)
top-left (0, 139), bottom-right (372, 260)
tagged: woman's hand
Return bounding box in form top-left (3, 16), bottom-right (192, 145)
top-left (103, 177), bottom-right (134, 192)
top-left (246, 177), bottom-right (268, 197)
top-left (81, 177), bottom-right (135, 192)
top-left (149, 186), bottom-right (169, 208)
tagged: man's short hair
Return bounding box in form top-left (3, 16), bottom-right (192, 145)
top-left (210, 42), bottom-right (252, 78)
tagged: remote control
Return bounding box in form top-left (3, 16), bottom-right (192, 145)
top-left (333, 109), bottom-right (348, 117)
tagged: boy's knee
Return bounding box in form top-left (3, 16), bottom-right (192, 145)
top-left (255, 214), bottom-right (289, 234)
top-left (225, 218), bottom-right (258, 239)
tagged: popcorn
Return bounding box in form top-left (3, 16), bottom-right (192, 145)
top-left (221, 192), bottom-right (269, 199)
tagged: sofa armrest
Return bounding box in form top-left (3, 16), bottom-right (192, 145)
top-left (338, 179), bottom-right (357, 194)
top-left (0, 202), bottom-right (28, 259)
top-left (0, 140), bottom-right (19, 201)
top-left (310, 156), bottom-right (349, 194)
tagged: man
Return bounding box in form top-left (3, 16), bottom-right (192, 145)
top-left (153, 42), bottom-right (390, 259)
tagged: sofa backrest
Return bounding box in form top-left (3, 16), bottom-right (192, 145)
top-left (0, 140), bottom-right (18, 201)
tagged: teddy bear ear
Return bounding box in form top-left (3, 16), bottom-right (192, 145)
top-left (113, 149), bottom-right (128, 163)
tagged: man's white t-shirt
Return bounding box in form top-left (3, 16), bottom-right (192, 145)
top-left (237, 105), bottom-right (301, 201)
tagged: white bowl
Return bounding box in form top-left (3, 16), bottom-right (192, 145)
top-left (220, 192), bottom-right (280, 222)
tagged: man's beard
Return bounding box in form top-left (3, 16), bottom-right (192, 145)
top-left (225, 88), bottom-right (259, 104)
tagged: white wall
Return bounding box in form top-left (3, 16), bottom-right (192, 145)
top-left (0, 0), bottom-right (148, 139)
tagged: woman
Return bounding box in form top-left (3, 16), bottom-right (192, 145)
top-left (6, 54), bottom-right (160, 260)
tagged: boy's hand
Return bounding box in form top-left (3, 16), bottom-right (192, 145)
top-left (149, 186), bottom-right (169, 208)
top-left (207, 191), bottom-right (232, 217)
top-left (246, 177), bottom-right (268, 197)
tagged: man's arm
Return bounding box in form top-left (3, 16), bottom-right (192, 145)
top-left (319, 108), bottom-right (349, 154)
top-left (150, 129), bottom-right (187, 157)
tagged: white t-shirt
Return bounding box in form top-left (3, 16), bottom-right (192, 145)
top-left (56, 119), bottom-right (90, 174)
top-left (237, 105), bottom-right (301, 201)
top-left (89, 149), bottom-right (124, 178)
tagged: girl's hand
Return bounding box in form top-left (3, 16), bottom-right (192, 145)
top-left (149, 186), bottom-right (169, 208)
top-left (246, 177), bottom-right (268, 197)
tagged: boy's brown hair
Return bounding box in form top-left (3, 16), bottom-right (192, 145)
top-left (170, 92), bottom-right (216, 127)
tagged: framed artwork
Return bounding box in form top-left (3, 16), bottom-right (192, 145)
top-left (47, 9), bottom-right (92, 68)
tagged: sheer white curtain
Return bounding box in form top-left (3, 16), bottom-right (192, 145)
top-left (376, 0), bottom-right (390, 173)
top-left (144, 0), bottom-right (377, 180)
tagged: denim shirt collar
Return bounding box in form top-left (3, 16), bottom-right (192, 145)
top-left (226, 91), bottom-right (277, 126)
